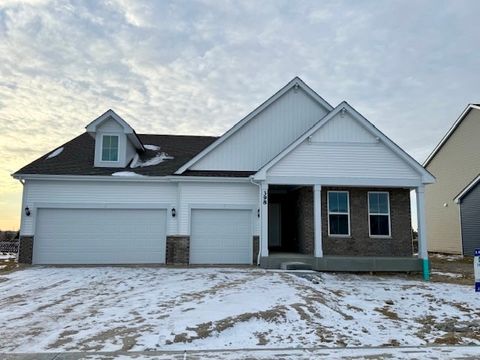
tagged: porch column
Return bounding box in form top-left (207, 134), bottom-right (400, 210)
top-left (260, 182), bottom-right (269, 257)
top-left (314, 184), bottom-right (323, 257)
top-left (416, 185), bottom-right (429, 281)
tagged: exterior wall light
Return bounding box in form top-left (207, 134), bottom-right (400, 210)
top-left (25, 207), bottom-right (31, 216)
top-left (171, 208), bottom-right (176, 217)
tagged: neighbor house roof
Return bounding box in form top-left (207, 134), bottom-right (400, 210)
top-left (423, 104), bottom-right (480, 167)
top-left (454, 173), bottom-right (480, 203)
top-left (14, 133), bottom-right (217, 177)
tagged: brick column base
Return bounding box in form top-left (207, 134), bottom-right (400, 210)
top-left (18, 236), bottom-right (34, 264)
top-left (166, 236), bottom-right (190, 265)
top-left (253, 236), bottom-right (259, 264)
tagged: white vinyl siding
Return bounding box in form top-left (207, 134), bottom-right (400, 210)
top-left (368, 192), bottom-right (391, 237)
top-left (190, 209), bottom-right (252, 264)
top-left (178, 182), bottom-right (259, 235)
top-left (21, 180), bottom-right (177, 236)
top-left (327, 191), bottom-right (350, 236)
top-left (191, 87), bottom-right (329, 171)
top-left (267, 110), bottom-right (421, 184)
top-left (34, 208), bottom-right (166, 264)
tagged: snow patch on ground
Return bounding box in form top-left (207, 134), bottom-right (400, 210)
top-left (431, 271), bottom-right (463, 278)
top-left (144, 144), bottom-right (161, 151)
top-left (431, 253), bottom-right (464, 262)
top-left (0, 253), bottom-right (16, 260)
top-left (111, 171), bottom-right (145, 177)
top-left (0, 268), bottom-right (479, 353)
top-left (46, 147), bottom-right (64, 159)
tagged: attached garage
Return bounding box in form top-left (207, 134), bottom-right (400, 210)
top-left (33, 208), bottom-right (167, 264)
top-left (190, 208), bottom-right (253, 264)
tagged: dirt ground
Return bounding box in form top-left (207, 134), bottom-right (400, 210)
top-left (429, 253), bottom-right (475, 285)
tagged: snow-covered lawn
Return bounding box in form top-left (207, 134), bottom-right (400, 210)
top-left (0, 267), bottom-right (479, 353)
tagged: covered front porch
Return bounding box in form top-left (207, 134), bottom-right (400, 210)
top-left (258, 182), bottom-right (430, 278)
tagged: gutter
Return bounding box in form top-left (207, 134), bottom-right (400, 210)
top-left (12, 174), bottom-right (251, 183)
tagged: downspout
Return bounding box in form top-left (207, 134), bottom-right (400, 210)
top-left (16, 178), bottom-right (26, 262)
top-left (250, 177), bottom-right (262, 266)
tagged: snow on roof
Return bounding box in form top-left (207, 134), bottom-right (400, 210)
top-left (144, 144), bottom-right (161, 151)
top-left (130, 151), bottom-right (174, 168)
top-left (46, 147), bottom-right (64, 159)
top-left (111, 171), bottom-right (145, 177)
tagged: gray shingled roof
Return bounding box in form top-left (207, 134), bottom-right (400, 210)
top-left (14, 133), bottom-right (220, 177)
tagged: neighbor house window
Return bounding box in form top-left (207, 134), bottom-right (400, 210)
top-left (328, 191), bottom-right (350, 236)
top-left (368, 192), bottom-right (391, 237)
top-left (101, 135), bottom-right (119, 161)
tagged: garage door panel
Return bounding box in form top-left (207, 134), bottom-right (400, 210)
top-left (34, 208), bottom-right (166, 264)
top-left (190, 209), bottom-right (252, 264)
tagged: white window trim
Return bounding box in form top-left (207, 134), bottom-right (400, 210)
top-left (101, 134), bottom-right (120, 163)
top-left (327, 190), bottom-right (350, 237)
top-left (368, 191), bottom-right (391, 238)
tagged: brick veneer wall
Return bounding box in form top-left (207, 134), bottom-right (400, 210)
top-left (295, 187), bottom-right (314, 255)
top-left (166, 236), bottom-right (190, 264)
top-left (253, 236), bottom-right (259, 264)
top-left (321, 187), bottom-right (412, 257)
top-left (18, 236), bottom-right (34, 264)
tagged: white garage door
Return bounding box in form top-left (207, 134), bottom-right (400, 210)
top-left (190, 209), bottom-right (252, 264)
top-left (34, 208), bottom-right (166, 264)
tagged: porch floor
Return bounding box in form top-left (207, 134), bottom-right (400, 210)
top-left (261, 254), bottom-right (423, 272)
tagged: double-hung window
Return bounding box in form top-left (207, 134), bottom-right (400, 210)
top-left (368, 192), bottom-right (391, 237)
top-left (328, 191), bottom-right (350, 236)
top-left (101, 135), bottom-right (119, 162)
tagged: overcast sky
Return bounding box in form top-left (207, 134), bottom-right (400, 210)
top-left (1, 0), bottom-right (479, 230)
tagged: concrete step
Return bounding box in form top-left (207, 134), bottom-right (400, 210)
top-left (280, 261), bottom-right (313, 270)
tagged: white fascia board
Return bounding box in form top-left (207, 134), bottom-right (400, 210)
top-left (423, 104), bottom-right (480, 167)
top-left (265, 176), bottom-right (422, 188)
top-left (174, 77), bottom-right (334, 175)
top-left (86, 109), bottom-right (145, 151)
top-left (12, 173), bottom-right (251, 183)
top-left (254, 101), bottom-right (435, 184)
top-left (454, 174), bottom-right (480, 204)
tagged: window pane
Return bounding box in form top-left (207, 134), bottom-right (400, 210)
top-left (109, 148), bottom-right (118, 161)
top-left (369, 193), bottom-right (388, 214)
top-left (102, 136), bottom-right (119, 161)
top-left (370, 215), bottom-right (389, 236)
top-left (110, 136), bottom-right (118, 148)
top-left (102, 148), bottom-right (110, 161)
top-left (329, 192), bottom-right (348, 213)
top-left (369, 193), bottom-right (378, 213)
top-left (329, 214), bottom-right (349, 235)
top-left (378, 193), bottom-right (388, 213)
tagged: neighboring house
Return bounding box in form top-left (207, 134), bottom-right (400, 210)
top-left (13, 77), bottom-right (435, 275)
top-left (424, 104), bottom-right (480, 255)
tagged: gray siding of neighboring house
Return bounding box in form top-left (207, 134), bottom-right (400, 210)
top-left (460, 183), bottom-right (480, 256)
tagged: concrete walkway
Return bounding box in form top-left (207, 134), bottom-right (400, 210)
top-left (2, 345), bottom-right (480, 359)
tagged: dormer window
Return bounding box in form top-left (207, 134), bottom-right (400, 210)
top-left (101, 135), bottom-right (119, 162)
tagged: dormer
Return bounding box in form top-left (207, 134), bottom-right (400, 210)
top-left (86, 109), bottom-right (145, 168)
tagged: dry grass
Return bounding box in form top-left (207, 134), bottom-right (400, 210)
top-left (170, 305), bottom-right (288, 344)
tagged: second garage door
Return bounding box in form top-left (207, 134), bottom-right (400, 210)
top-left (33, 208), bottom-right (167, 264)
top-left (190, 209), bottom-right (252, 264)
